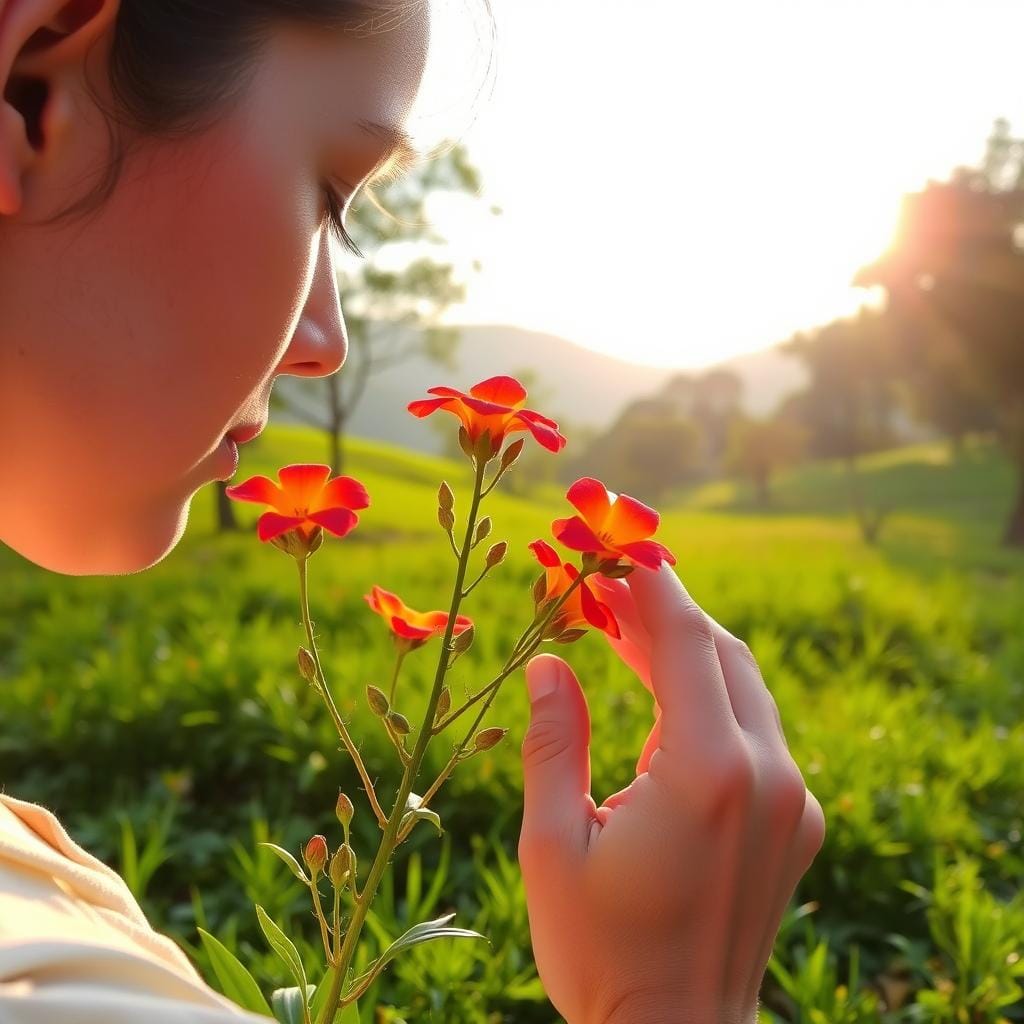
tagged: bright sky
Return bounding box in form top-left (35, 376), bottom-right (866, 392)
top-left (395, 0), bottom-right (1024, 369)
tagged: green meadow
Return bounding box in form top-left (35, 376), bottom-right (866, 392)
top-left (2, 426), bottom-right (1022, 1023)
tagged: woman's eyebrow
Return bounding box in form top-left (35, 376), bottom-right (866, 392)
top-left (356, 118), bottom-right (421, 177)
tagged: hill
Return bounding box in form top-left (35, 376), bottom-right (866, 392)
top-left (273, 323), bottom-right (806, 455)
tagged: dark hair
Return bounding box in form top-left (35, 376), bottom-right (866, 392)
top-left (44, 0), bottom-right (493, 223)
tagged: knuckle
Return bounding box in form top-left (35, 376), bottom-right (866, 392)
top-left (765, 763), bottom-right (809, 828)
top-left (669, 602), bottom-right (715, 646)
top-left (521, 721), bottom-right (572, 768)
top-left (709, 744), bottom-right (757, 805)
top-left (798, 791), bottom-right (827, 861)
top-left (731, 636), bottom-right (760, 672)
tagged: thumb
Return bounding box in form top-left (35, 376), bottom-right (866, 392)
top-left (519, 653), bottom-right (592, 861)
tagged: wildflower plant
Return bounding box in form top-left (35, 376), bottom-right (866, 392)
top-left (205, 375), bottom-right (675, 1024)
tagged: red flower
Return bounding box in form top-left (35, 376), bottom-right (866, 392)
top-left (551, 477), bottom-right (676, 571)
top-left (225, 464), bottom-right (369, 542)
top-left (407, 375), bottom-right (567, 457)
top-left (528, 540), bottom-right (621, 639)
top-left (364, 585), bottom-right (473, 650)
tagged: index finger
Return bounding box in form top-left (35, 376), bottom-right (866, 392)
top-left (624, 562), bottom-right (743, 757)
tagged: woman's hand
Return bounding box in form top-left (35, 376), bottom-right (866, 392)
top-left (517, 563), bottom-right (826, 1024)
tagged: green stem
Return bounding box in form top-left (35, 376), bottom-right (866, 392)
top-left (432, 573), bottom-right (588, 734)
top-left (315, 456), bottom-right (490, 1024)
top-left (297, 557), bottom-right (389, 830)
top-left (388, 648), bottom-right (407, 704)
top-left (310, 880), bottom-right (334, 964)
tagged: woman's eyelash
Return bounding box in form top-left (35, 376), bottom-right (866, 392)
top-left (322, 185), bottom-right (365, 260)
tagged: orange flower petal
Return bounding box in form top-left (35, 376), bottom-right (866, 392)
top-left (307, 507), bottom-right (358, 538)
top-left (579, 582), bottom-right (608, 631)
top-left (514, 410), bottom-right (567, 453)
top-left (278, 464), bottom-right (332, 509)
top-left (407, 396), bottom-right (452, 418)
top-left (317, 476), bottom-right (370, 512)
top-left (617, 539), bottom-right (676, 569)
top-left (256, 511), bottom-right (306, 542)
top-left (469, 375), bottom-right (527, 408)
top-left (452, 614), bottom-right (473, 634)
top-left (225, 475), bottom-right (284, 508)
top-left (529, 539), bottom-right (561, 568)
top-left (565, 478), bottom-right (612, 529)
top-left (604, 493), bottom-right (660, 545)
top-left (391, 615), bottom-right (435, 640)
top-left (594, 597), bottom-right (621, 638)
top-left (365, 585), bottom-right (404, 618)
top-left (552, 515), bottom-right (608, 555)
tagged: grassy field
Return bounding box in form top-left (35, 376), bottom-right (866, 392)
top-left (1, 426), bottom-right (1022, 1023)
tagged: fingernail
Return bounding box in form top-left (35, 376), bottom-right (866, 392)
top-left (526, 659), bottom-right (560, 702)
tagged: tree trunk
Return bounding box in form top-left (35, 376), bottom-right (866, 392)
top-left (326, 375), bottom-right (345, 475)
top-left (754, 470), bottom-right (771, 508)
top-left (215, 481), bottom-right (238, 532)
top-left (1004, 463), bottom-right (1024, 547)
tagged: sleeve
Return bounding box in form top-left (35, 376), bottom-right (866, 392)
top-left (0, 940), bottom-right (271, 1023)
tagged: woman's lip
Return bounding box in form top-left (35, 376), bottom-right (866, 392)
top-left (214, 435), bottom-right (240, 481)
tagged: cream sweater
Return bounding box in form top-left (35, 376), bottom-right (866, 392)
top-left (0, 792), bottom-right (269, 1022)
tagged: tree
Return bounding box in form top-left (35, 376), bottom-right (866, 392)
top-left (273, 142), bottom-right (494, 473)
top-left (725, 414), bottom-right (807, 507)
top-left (855, 118), bottom-right (1024, 545)
top-left (783, 308), bottom-right (900, 543)
top-left (564, 396), bottom-right (701, 505)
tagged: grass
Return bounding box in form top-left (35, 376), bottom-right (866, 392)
top-left (1, 427), bottom-right (1022, 1023)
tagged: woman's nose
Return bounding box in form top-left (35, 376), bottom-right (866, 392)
top-left (278, 228), bottom-right (348, 378)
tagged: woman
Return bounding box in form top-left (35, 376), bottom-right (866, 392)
top-left (0, 1), bottom-right (826, 1021)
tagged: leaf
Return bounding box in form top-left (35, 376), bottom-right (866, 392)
top-left (255, 905), bottom-right (309, 1020)
top-left (399, 806), bottom-right (444, 837)
top-left (365, 913), bottom-right (487, 985)
top-left (198, 928), bottom-right (273, 1017)
top-left (258, 842), bottom-right (310, 885)
top-left (271, 985), bottom-right (315, 1024)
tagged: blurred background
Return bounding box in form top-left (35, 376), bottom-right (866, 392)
top-left (2, 1), bottom-right (1023, 1021)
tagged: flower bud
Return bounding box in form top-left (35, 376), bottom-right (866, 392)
top-left (500, 438), bottom-right (525, 472)
top-left (303, 834), bottom-right (328, 878)
top-left (458, 426), bottom-right (474, 459)
top-left (474, 517), bottom-right (492, 545)
top-left (485, 541), bottom-right (508, 569)
top-left (387, 711), bottom-right (411, 736)
top-left (451, 625), bottom-right (474, 655)
top-left (474, 727), bottom-right (507, 751)
top-left (297, 647), bottom-right (317, 684)
top-left (329, 843), bottom-right (355, 889)
top-left (335, 793), bottom-right (354, 830)
top-left (433, 687), bottom-right (451, 725)
top-left (438, 506), bottom-right (455, 532)
top-left (554, 628), bottom-right (588, 644)
top-left (438, 481), bottom-right (455, 512)
top-left (366, 685), bottom-right (389, 717)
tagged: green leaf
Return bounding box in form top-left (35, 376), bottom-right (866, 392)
top-left (399, 806), bottom-right (443, 837)
top-left (198, 928), bottom-right (273, 1017)
top-left (361, 912), bottom-right (487, 989)
top-left (258, 842), bottom-right (311, 885)
top-left (271, 985), bottom-right (315, 1024)
top-left (255, 905), bottom-right (309, 1020)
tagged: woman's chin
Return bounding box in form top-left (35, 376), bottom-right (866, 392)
top-left (1, 497), bottom-right (192, 577)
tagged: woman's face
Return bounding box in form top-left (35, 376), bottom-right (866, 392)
top-left (0, 6), bottom-right (429, 576)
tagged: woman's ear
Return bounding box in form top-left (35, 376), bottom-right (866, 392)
top-left (0, 0), bottom-right (119, 215)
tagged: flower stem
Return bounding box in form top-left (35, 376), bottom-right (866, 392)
top-left (432, 573), bottom-right (588, 734)
top-left (315, 456), bottom-right (490, 1024)
top-left (310, 880), bottom-right (334, 965)
top-left (388, 648), bottom-right (407, 704)
top-left (297, 557), bottom-right (389, 831)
